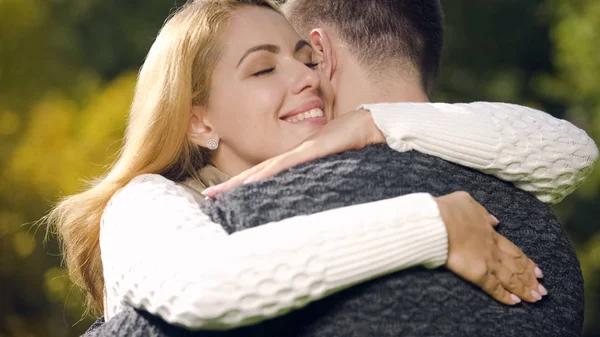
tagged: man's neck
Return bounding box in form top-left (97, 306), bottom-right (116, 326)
top-left (334, 61), bottom-right (429, 116)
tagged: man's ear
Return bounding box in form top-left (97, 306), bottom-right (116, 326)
top-left (189, 105), bottom-right (218, 148)
top-left (309, 28), bottom-right (335, 80)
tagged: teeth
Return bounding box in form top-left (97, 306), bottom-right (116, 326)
top-left (284, 108), bottom-right (324, 123)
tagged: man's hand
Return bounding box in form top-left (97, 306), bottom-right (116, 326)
top-left (202, 109), bottom-right (385, 198)
top-left (436, 191), bottom-right (547, 305)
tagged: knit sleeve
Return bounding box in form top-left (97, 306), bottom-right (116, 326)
top-left (361, 102), bottom-right (599, 204)
top-left (100, 174), bottom-right (447, 330)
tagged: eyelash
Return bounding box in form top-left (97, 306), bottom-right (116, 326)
top-left (305, 62), bottom-right (320, 69)
top-left (252, 68), bottom-right (275, 77)
top-left (252, 62), bottom-right (322, 77)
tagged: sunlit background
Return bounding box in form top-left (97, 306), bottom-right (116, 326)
top-left (0, 0), bottom-right (599, 336)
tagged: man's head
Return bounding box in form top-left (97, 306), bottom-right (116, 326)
top-left (283, 0), bottom-right (444, 114)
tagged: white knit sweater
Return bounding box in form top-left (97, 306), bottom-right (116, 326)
top-left (100, 102), bottom-right (597, 330)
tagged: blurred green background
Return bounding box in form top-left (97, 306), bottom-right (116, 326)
top-left (0, 0), bottom-right (599, 336)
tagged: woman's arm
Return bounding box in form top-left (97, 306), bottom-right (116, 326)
top-left (101, 174), bottom-right (540, 331)
top-left (101, 174), bottom-right (447, 330)
top-left (203, 102), bottom-right (597, 202)
top-left (363, 102), bottom-right (598, 203)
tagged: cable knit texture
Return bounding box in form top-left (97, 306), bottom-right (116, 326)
top-left (86, 146), bottom-right (584, 337)
top-left (202, 147), bottom-right (585, 337)
top-left (98, 102), bottom-right (599, 330)
top-left (101, 176), bottom-right (448, 329)
top-left (364, 102), bottom-right (598, 203)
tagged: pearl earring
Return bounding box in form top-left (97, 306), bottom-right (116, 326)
top-left (207, 138), bottom-right (219, 150)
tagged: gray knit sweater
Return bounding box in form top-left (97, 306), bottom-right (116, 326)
top-left (83, 146), bottom-right (584, 337)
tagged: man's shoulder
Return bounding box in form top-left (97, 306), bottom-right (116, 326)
top-left (204, 145), bottom-right (496, 230)
top-left (231, 144), bottom-right (488, 199)
top-left (258, 144), bottom-right (468, 192)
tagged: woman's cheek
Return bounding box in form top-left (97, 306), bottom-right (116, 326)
top-left (251, 84), bottom-right (284, 120)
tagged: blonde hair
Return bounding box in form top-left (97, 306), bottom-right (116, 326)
top-left (46, 0), bottom-right (281, 314)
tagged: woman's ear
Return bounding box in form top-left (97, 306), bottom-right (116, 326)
top-left (189, 105), bottom-right (219, 148)
top-left (310, 28), bottom-right (335, 80)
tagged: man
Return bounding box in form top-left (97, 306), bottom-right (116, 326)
top-left (285, 0), bottom-right (442, 114)
top-left (83, 0), bottom-right (586, 336)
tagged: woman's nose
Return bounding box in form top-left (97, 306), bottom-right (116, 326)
top-left (290, 62), bottom-right (321, 95)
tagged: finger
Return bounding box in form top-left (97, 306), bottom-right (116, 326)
top-left (525, 258), bottom-right (548, 297)
top-left (239, 160), bottom-right (279, 185)
top-left (203, 162), bottom-right (269, 197)
top-left (240, 161), bottom-right (271, 182)
top-left (535, 266), bottom-right (544, 279)
top-left (494, 236), bottom-right (543, 302)
top-left (494, 256), bottom-right (539, 303)
top-left (482, 274), bottom-right (520, 305)
top-left (247, 141), bottom-right (334, 184)
top-left (494, 259), bottom-right (525, 298)
top-left (240, 141), bottom-right (314, 182)
top-left (202, 183), bottom-right (225, 198)
top-left (496, 235), bottom-right (535, 279)
top-left (495, 233), bottom-right (526, 258)
top-left (246, 154), bottom-right (302, 184)
top-left (496, 236), bottom-right (544, 292)
top-left (488, 214), bottom-right (500, 227)
top-left (202, 177), bottom-right (240, 197)
top-left (489, 214), bottom-right (500, 227)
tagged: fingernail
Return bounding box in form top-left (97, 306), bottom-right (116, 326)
top-left (201, 187), bottom-right (215, 196)
top-left (491, 215), bottom-right (500, 224)
top-left (531, 290), bottom-right (542, 301)
top-left (538, 284), bottom-right (548, 296)
top-left (244, 176), bottom-right (256, 184)
top-left (202, 184), bottom-right (224, 197)
top-left (535, 267), bottom-right (544, 278)
top-left (510, 294), bottom-right (521, 304)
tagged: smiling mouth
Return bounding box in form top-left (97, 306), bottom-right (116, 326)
top-left (282, 108), bottom-right (324, 123)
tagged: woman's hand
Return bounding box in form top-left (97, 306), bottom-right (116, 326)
top-left (436, 191), bottom-right (546, 305)
top-left (202, 109), bottom-right (384, 198)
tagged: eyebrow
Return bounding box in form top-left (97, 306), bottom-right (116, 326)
top-left (294, 40), bottom-right (312, 53)
top-left (236, 40), bottom-right (312, 68)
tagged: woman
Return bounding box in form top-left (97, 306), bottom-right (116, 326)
top-left (48, 0), bottom-right (596, 331)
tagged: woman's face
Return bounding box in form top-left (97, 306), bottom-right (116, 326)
top-left (203, 6), bottom-right (335, 175)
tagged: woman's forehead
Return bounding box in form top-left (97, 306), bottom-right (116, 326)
top-left (223, 6), bottom-right (301, 52)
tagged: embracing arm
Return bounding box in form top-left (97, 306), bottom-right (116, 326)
top-left (100, 174), bottom-right (447, 330)
top-left (364, 102), bottom-right (599, 203)
top-left (203, 103), bottom-right (597, 203)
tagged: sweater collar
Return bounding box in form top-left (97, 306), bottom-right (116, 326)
top-left (182, 164), bottom-right (231, 194)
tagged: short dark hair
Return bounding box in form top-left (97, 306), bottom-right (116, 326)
top-left (283, 0), bottom-right (444, 94)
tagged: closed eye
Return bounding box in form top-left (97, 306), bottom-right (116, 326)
top-left (305, 62), bottom-right (320, 69)
top-left (252, 68), bottom-right (275, 77)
